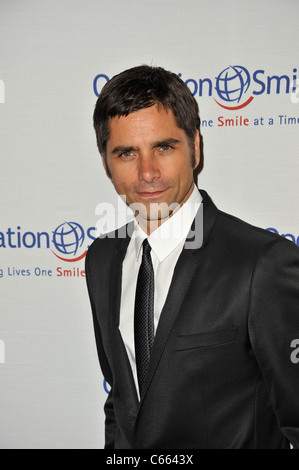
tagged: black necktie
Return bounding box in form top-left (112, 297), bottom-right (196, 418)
top-left (134, 239), bottom-right (155, 396)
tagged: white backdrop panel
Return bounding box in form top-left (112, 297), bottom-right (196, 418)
top-left (0, 0), bottom-right (298, 448)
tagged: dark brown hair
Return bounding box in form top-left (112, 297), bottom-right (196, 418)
top-left (93, 65), bottom-right (200, 170)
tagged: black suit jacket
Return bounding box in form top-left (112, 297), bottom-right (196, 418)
top-left (85, 190), bottom-right (299, 449)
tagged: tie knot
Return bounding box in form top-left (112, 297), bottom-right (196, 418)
top-left (142, 238), bottom-right (151, 256)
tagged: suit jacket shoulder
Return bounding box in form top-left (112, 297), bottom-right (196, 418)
top-left (211, 203), bottom-right (297, 259)
top-left (86, 223), bottom-right (132, 279)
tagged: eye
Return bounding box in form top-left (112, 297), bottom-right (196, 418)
top-left (159, 145), bottom-right (173, 152)
top-left (119, 151), bottom-right (133, 158)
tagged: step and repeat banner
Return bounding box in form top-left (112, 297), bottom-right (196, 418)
top-left (0, 0), bottom-right (298, 448)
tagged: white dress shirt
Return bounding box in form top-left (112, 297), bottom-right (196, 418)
top-left (119, 186), bottom-right (203, 396)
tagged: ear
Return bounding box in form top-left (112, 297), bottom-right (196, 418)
top-left (193, 131), bottom-right (200, 169)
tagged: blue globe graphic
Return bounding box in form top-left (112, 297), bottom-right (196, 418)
top-left (52, 222), bottom-right (85, 256)
top-left (215, 65), bottom-right (251, 103)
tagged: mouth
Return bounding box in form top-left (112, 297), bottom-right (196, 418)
top-left (137, 190), bottom-right (167, 199)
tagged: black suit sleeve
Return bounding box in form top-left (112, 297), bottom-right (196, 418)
top-left (85, 251), bottom-right (117, 449)
top-left (249, 238), bottom-right (299, 448)
top-left (92, 309), bottom-right (117, 449)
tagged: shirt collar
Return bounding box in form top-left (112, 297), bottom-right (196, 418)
top-left (133, 186), bottom-right (202, 262)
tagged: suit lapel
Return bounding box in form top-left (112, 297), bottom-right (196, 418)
top-left (139, 247), bottom-right (198, 403)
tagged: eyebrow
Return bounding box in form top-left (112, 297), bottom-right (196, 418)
top-left (111, 145), bottom-right (138, 155)
top-left (152, 138), bottom-right (181, 149)
top-left (111, 138), bottom-right (181, 155)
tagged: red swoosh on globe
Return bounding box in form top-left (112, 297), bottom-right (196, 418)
top-left (214, 95), bottom-right (254, 110)
top-left (51, 250), bottom-right (88, 262)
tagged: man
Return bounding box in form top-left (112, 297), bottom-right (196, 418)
top-left (86, 65), bottom-right (299, 449)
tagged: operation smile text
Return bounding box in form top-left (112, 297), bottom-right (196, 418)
top-left (94, 67), bottom-right (299, 131)
top-left (94, 66), bottom-right (299, 102)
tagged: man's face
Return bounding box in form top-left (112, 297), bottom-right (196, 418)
top-left (104, 105), bottom-right (200, 228)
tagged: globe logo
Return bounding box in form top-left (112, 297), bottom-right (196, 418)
top-left (215, 65), bottom-right (252, 109)
top-left (52, 222), bottom-right (85, 259)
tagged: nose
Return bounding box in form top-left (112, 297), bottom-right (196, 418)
top-left (138, 153), bottom-right (161, 183)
